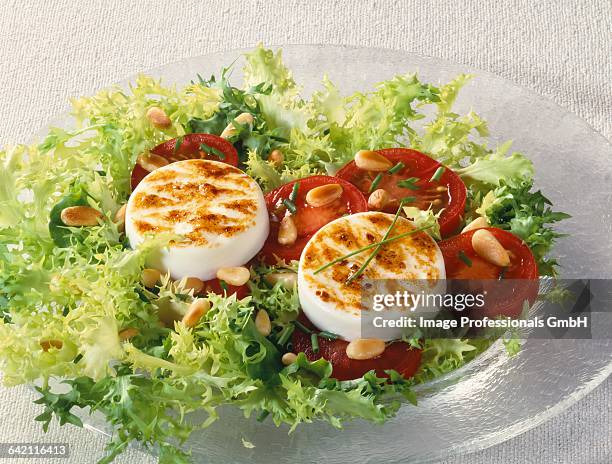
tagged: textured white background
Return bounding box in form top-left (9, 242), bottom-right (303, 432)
top-left (0, 1), bottom-right (610, 463)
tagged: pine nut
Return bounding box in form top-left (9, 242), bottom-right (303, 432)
top-left (436, 186), bottom-right (448, 192)
top-left (471, 229), bottom-right (510, 267)
top-left (137, 152), bottom-right (169, 172)
top-left (255, 309), bottom-right (271, 336)
top-left (268, 149), bottom-right (284, 166)
top-left (264, 272), bottom-right (297, 289)
top-left (277, 215), bottom-right (297, 245)
top-left (346, 338), bottom-right (386, 360)
top-left (146, 106), bottom-right (172, 128)
top-left (40, 340), bottom-right (63, 351)
top-left (216, 267), bottom-right (250, 287)
top-left (305, 184), bottom-right (343, 208)
top-left (220, 112), bottom-right (254, 139)
top-left (182, 298), bottom-right (211, 328)
top-left (354, 150), bottom-right (393, 171)
top-left (119, 328), bottom-right (139, 341)
top-left (141, 268), bottom-right (161, 288)
top-left (281, 352), bottom-right (298, 365)
top-left (114, 204), bottom-right (127, 232)
top-left (60, 206), bottom-right (103, 227)
top-left (462, 216), bottom-right (489, 233)
top-left (182, 276), bottom-right (205, 294)
top-left (368, 189), bottom-right (390, 210)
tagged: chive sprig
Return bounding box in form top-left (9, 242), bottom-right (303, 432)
top-left (313, 223), bottom-right (432, 276)
top-left (429, 166), bottom-right (445, 182)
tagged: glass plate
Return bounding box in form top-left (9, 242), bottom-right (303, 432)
top-left (54, 45), bottom-right (612, 463)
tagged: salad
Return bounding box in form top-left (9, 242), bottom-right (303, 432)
top-left (0, 45), bottom-right (569, 463)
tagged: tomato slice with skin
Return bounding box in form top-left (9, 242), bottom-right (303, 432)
top-left (260, 176), bottom-right (368, 263)
top-left (130, 134), bottom-right (239, 190)
top-left (291, 315), bottom-right (422, 381)
top-left (336, 148), bottom-right (467, 237)
top-left (438, 227), bottom-right (538, 318)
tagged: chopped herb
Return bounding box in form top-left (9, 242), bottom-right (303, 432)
top-left (289, 182), bottom-right (300, 203)
top-left (397, 177), bottom-right (420, 190)
top-left (173, 136), bottom-right (184, 154)
top-left (199, 142), bottom-right (226, 160)
top-left (310, 333), bottom-right (319, 353)
top-left (318, 331), bottom-right (339, 340)
top-left (277, 325), bottom-right (295, 346)
top-left (293, 320), bottom-right (313, 334)
top-left (430, 166), bottom-right (445, 182)
top-left (369, 173), bottom-right (384, 193)
top-left (256, 410), bottom-right (269, 422)
top-left (400, 196), bottom-right (417, 203)
top-left (219, 280), bottom-right (229, 292)
top-left (388, 162), bottom-right (405, 174)
top-left (458, 250), bottom-right (472, 267)
top-left (282, 198), bottom-right (297, 214)
top-left (346, 203), bottom-right (405, 284)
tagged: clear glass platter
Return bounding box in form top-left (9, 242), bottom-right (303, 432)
top-left (46, 45), bottom-right (611, 463)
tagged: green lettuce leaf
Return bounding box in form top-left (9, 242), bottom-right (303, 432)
top-left (414, 338), bottom-right (480, 383)
top-left (243, 149), bottom-right (283, 191)
top-left (79, 316), bottom-right (124, 380)
top-left (402, 206), bottom-right (442, 240)
top-left (68, 74), bottom-right (221, 197)
top-left (455, 147), bottom-right (534, 187)
top-left (243, 44), bottom-right (299, 97)
top-left (241, 318), bottom-right (283, 382)
top-left (479, 181), bottom-right (571, 275)
top-left (281, 352), bottom-right (332, 379)
top-left (312, 72), bottom-right (440, 163)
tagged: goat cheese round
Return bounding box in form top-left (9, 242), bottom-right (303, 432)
top-left (125, 159), bottom-right (268, 280)
top-left (298, 211), bottom-right (445, 341)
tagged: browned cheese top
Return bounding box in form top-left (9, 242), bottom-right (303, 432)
top-left (127, 159), bottom-right (262, 248)
top-left (299, 212), bottom-right (443, 316)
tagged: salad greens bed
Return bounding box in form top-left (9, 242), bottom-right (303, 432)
top-left (0, 45), bottom-right (568, 462)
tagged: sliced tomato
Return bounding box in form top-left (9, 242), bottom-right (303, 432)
top-left (291, 315), bottom-right (421, 381)
top-left (336, 148), bottom-right (467, 237)
top-left (260, 176), bottom-right (368, 263)
top-left (438, 227), bottom-right (538, 318)
top-left (130, 134), bottom-right (239, 190)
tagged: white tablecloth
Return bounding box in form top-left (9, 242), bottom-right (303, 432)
top-left (0, 1), bottom-right (610, 463)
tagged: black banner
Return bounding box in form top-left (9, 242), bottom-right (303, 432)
top-left (359, 279), bottom-right (612, 339)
